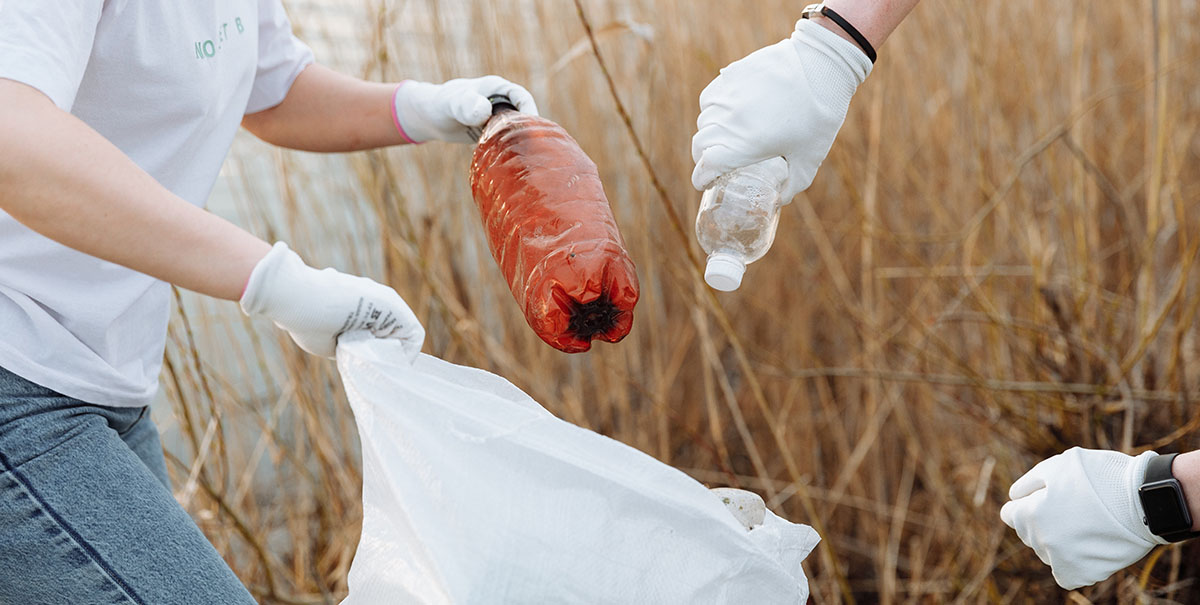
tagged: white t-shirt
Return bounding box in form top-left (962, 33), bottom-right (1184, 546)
top-left (0, 0), bottom-right (313, 407)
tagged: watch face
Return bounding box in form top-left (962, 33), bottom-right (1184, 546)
top-left (1140, 480), bottom-right (1192, 535)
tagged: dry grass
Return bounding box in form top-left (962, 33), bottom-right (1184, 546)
top-left (160, 0), bottom-right (1200, 602)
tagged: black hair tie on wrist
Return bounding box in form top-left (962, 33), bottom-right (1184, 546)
top-left (801, 4), bottom-right (877, 64)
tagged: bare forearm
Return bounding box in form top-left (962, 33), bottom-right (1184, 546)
top-left (816, 0), bottom-right (921, 50)
top-left (0, 80), bottom-right (269, 301)
top-left (242, 63), bottom-right (405, 152)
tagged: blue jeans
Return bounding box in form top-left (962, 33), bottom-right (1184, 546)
top-left (0, 366), bottom-right (255, 604)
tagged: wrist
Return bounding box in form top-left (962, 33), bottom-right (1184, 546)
top-left (807, 14), bottom-right (863, 50)
top-left (801, 3), bottom-right (876, 63)
top-left (1175, 451), bottom-right (1200, 531)
top-left (240, 242), bottom-right (273, 300)
top-left (222, 236), bottom-right (272, 302)
top-left (819, 1), bottom-right (883, 49)
top-left (239, 241), bottom-right (298, 313)
top-left (819, 0), bottom-right (921, 50)
top-left (390, 81), bottom-right (421, 145)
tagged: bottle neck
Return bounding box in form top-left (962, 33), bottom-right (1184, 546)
top-left (488, 94), bottom-right (517, 115)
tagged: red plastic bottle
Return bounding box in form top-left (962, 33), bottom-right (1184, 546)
top-left (469, 97), bottom-right (639, 353)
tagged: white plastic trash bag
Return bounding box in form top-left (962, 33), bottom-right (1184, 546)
top-left (337, 336), bottom-right (819, 604)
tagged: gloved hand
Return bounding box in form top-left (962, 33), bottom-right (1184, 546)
top-left (392, 76), bottom-right (539, 144)
top-left (1000, 447), bottom-right (1166, 590)
top-left (240, 242), bottom-right (425, 360)
top-left (691, 19), bottom-right (872, 201)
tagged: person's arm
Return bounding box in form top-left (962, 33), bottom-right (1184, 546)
top-left (690, 0), bottom-right (921, 200)
top-left (0, 79), bottom-right (268, 300)
top-left (0, 78), bottom-right (424, 359)
top-left (241, 65), bottom-right (401, 152)
top-left (242, 64), bottom-right (538, 151)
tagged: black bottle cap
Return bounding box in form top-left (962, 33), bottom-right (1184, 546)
top-left (488, 94), bottom-right (518, 114)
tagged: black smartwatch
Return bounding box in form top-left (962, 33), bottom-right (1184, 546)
top-left (1138, 453), bottom-right (1200, 543)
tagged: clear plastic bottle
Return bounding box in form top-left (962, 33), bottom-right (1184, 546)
top-left (695, 157), bottom-right (789, 291)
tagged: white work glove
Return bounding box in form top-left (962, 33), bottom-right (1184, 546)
top-left (392, 76), bottom-right (539, 144)
top-left (1000, 447), bottom-right (1166, 590)
top-left (692, 19), bottom-right (872, 201)
top-left (240, 242), bottom-right (425, 360)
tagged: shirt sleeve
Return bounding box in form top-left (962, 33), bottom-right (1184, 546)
top-left (0, 1), bottom-right (103, 111)
top-left (245, 0), bottom-right (315, 114)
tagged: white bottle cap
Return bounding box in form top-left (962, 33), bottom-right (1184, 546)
top-left (705, 253), bottom-right (746, 291)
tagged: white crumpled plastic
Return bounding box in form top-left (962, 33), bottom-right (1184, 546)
top-left (336, 336), bottom-right (819, 604)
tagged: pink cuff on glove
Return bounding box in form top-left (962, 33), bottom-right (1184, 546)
top-left (391, 82), bottom-right (420, 145)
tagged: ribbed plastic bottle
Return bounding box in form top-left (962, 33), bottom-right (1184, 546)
top-left (694, 157), bottom-right (789, 291)
top-left (469, 96), bottom-right (639, 353)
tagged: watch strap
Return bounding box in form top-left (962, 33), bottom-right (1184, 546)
top-left (1145, 452), bottom-right (1177, 483)
top-left (801, 3), bottom-right (877, 64)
